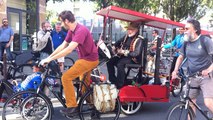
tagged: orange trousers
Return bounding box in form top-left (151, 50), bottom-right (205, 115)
top-left (61, 59), bottom-right (99, 107)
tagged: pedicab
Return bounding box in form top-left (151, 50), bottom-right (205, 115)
top-left (96, 5), bottom-right (186, 115)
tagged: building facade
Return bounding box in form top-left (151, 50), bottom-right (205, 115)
top-left (0, 0), bottom-right (46, 51)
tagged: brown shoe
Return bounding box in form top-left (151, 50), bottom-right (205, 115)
top-left (60, 107), bottom-right (78, 115)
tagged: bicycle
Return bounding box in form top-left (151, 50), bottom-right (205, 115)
top-left (0, 51), bottom-right (36, 80)
top-left (2, 64), bottom-right (121, 120)
top-left (166, 71), bottom-right (213, 120)
top-left (0, 55), bottom-right (34, 101)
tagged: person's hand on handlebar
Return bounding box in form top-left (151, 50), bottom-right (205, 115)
top-left (40, 57), bottom-right (51, 66)
top-left (171, 70), bottom-right (179, 80)
top-left (202, 68), bottom-right (211, 76)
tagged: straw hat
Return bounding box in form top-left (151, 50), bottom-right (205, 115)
top-left (126, 22), bottom-right (140, 30)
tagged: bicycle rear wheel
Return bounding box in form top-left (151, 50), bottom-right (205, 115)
top-left (166, 102), bottom-right (195, 120)
top-left (79, 90), bottom-right (121, 120)
top-left (2, 90), bottom-right (53, 120)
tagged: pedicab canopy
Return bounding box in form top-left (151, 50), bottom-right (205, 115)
top-left (96, 5), bottom-right (185, 30)
top-left (201, 30), bottom-right (213, 35)
top-left (97, 5), bottom-right (213, 36)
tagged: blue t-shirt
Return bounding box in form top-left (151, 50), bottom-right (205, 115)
top-left (51, 30), bottom-right (67, 49)
top-left (0, 26), bottom-right (14, 42)
top-left (164, 34), bottom-right (184, 57)
top-left (13, 72), bottom-right (42, 92)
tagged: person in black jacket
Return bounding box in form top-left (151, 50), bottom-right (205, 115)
top-left (107, 22), bottom-right (143, 89)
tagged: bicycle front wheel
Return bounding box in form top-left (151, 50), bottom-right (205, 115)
top-left (2, 90), bottom-right (53, 120)
top-left (79, 90), bottom-right (121, 120)
top-left (166, 102), bottom-right (195, 120)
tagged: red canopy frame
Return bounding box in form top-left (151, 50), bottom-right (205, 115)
top-left (96, 6), bottom-right (185, 30)
top-left (97, 6), bottom-right (213, 36)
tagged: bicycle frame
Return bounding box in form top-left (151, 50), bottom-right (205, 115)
top-left (181, 75), bottom-right (211, 120)
top-left (34, 66), bottom-right (92, 108)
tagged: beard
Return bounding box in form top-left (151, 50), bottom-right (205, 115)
top-left (128, 32), bottom-right (136, 37)
top-left (183, 32), bottom-right (195, 42)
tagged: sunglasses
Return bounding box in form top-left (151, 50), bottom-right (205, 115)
top-left (3, 21), bottom-right (8, 23)
top-left (185, 27), bottom-right (189, 30)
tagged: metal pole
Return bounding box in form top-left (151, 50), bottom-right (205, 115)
top-left (3, 51), bottom-right (7, 80)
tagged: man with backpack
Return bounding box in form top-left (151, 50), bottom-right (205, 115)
top-left (172, 19), bottom-right (213, 117)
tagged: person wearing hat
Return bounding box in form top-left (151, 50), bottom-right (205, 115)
top-left (12, 61), bottom-right (44, 92)
top-left (107, 22), bottom-right (144, 89)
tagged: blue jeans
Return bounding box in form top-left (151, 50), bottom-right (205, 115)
top-left (0, 42), bottom-right (13, 61)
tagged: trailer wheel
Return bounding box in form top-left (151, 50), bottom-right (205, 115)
top-left (121, 102), bottom-right (142, 115)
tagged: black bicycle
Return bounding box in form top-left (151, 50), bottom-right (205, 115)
top-left (2, 65), bottom-right (121, 120)
top-left (0, 51), bottom-right (35, 80)
top-left (166, 71), bottom-right (212, 120)
top-left (0, 54), bottom-right (34, 102)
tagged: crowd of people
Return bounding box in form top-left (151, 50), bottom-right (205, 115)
top-left (0, 9), bottom-right (213, 118)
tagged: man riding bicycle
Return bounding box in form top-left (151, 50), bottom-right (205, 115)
top-left (172, 19), bottom-right (213, 116)
top-left (40, 10), bottom-right (99, 115)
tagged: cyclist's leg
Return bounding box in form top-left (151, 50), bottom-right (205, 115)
top-left (79, 71), bottom-right (92, 95)
top-left (200, 74), bottom-right (213, 113)
top-left (61, 59), bottom-right (98, 110)
top-left (188, 77), bottom-right (200, 114)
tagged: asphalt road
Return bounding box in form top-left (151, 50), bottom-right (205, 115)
top-left (45, 94), bottom-right (208, 120)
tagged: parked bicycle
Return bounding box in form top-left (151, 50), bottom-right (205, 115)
top-left (2, 64), bottom-right (121, 120)
top-left (0, 51), bottom-right (37, 103)
top-left (166, 71), bottom-right (212, 120)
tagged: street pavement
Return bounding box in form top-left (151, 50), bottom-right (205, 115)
top-left (0, 94), bottom-right (208, 120)
top-left (0, 51), bottom-right (211, 120)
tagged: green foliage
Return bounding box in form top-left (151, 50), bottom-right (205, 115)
top-left (46, 10), bottom-right (54, 21)
top-left (46, 0), bottom-right (213, 23)
top-left (91, 0), bottom-right (161, 14)
top-left (160, 0), bottom-right (208, 22)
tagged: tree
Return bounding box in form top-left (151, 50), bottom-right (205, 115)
top-left (160, 0), bottom-right (209, 22)
top-left (91, 0), bottom-right (161, 15)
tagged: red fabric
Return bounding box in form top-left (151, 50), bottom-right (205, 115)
top-left (119, 85), bottom-right (169, 102)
